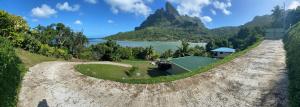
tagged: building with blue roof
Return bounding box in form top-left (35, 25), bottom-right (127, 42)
top-left (211, 47), bottom-right (235, 58)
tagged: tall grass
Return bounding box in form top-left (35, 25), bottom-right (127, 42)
top-left (106, 39), bottom-right (263, 84)
top-left (0, 37), bottom-right (26, 107)
top-left (283, 22), bottom-right (300, 107)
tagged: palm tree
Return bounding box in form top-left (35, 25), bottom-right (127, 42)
top-left (144, 46), bottom-right (155, 60)
top-left (175, 40), bottom-right (191, 57)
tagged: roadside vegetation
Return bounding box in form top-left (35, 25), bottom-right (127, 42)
top-left (15, 48), bottom-right (60, 68)
top-left (0, 37), bottom-right (26, 107)
top-left (284, 22), bottom-right (300, 107)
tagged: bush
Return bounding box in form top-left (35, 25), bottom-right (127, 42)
top-left (0, 37), bottom-right (25, 107)
top-left (38, 44), bottom-right (54, 56)
top-left (283, 22), bottom-right (300, 107)
top-left (126, 66), bottom-right (139, 77)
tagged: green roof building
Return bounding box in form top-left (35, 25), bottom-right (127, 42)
top-left (167, 56), bottom-right (217, 74)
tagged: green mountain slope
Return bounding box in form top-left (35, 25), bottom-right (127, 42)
top-left (105, 2), bottom-right (272, 42)
top-left (105, 2), bottom-right (211, 42)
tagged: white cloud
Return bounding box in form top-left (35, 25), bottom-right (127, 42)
top-left (213, 0), bottom-right (232, 15)
top-left (56, 2), bottom-right (80, 11)
top-left (104, 0), bottom-right (152, 16)
top-left (74, 20), bottom-right (82, 25)
top-left (107, 19), bottom-right (114, 23)
top-left (31, 4), bottom-right (57, 18)
top-left (85, 0), bottom-right (98, 4)
top-left (288, 1), bottom-right (300, 10)
top-left (210, 9), bottom-right (216, 15)
top-left (200, 16), bottom-right (212, 23)
top-left (168, 0), bottom-right (211, 17)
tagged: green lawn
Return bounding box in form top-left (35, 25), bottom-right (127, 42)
top-left (15, 48), bottom-right (61, 68)
top-left (75, 60), bottom-right (170, 81)
top-left (75, 64), bottom-right (131, 80)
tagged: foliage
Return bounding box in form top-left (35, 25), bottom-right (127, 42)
top-left (283, 22), bottom-right (300, 107)
top-left (0, 37), bottom-right (25, 107)
top-left (174, 41), bottom-right (192, 57)
top-left (271, 5), bottom-right (285, 28)
top-left (229, 27), bottom-right (264, 50)
top-left (127, 66), bottom-right (139, 77)
top-left (160, 49), bottom-right (173, 58)
top-left (0, 10), bottom-right (29, 39)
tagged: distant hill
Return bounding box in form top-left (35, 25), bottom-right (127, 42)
top-left (105, 2), bottom-right (212, 42)
top-left (243, 15), bottom-right (273, 27)
top-left (105, 2), bottom-right (272, 42)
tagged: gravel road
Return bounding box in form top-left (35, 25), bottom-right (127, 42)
top-left (18, 40), bottom-right (288, 107)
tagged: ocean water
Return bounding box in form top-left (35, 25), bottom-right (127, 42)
top-left (88, 38), bottom-right (206, 53)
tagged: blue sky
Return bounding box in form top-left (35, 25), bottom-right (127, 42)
top-left (0, 0), bottom-right (298, 38)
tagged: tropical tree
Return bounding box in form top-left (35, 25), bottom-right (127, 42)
top-left (271, 5), bottom-right (284, 28)
top-left (174, 41), bottom-right (191, 57)
top-left (143, 46), bottom-right (155, 60)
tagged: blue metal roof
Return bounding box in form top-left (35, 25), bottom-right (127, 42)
top-left (211, 47), bottom-right (235, 53)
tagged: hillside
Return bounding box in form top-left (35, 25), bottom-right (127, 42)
top-left (243, 15), bottom-right (273, 27)
top-left (105, 2), bottom-right (212, 42)
top-left (105, 2), bottom-right (272, 42)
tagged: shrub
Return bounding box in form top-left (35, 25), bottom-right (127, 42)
top-left (126, 66), bottom-right (139, 77)
top-left (283, 22), bottom-right (300, 107)
top-left (0, 37), bottom-right (25, 107)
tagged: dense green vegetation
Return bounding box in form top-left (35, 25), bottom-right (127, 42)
top-left (284, 22), bottom-right (300, 107)
top-left (0, 10), bottom-right (88, 59)
top-left (0, 37), bottom-right (25, 107)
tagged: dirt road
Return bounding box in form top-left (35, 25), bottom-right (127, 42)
top-left (18, 40), bottom-right (288, 107)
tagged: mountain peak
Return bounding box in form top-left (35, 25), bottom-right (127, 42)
top-left (165, 2), bottom-right (179, 16)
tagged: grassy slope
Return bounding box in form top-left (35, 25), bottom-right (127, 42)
top-left (75, 64), bottom-right (130, 80)
top-left (15, 49), bottom-right (61, 68)
top-left (75, 60), bottom-right (161, 81)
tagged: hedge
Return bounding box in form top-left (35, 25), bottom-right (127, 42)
top-left (283, 22), bottom-right (300, 107)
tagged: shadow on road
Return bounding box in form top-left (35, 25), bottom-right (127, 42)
top-left (37, 99), bottom-right (49, 107)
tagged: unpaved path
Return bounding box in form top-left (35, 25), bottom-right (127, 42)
top-left (18, 40), bottom-right (288, 107)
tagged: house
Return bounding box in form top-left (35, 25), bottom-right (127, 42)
top-left (166, 56), bottom-right (217, 74)
top-left (211, 47), bottom-right (235, 58)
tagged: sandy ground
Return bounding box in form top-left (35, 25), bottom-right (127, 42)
top-left (18, 40), bottom-right (288, 107)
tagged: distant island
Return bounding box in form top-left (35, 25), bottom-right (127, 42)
top-left (105, 2), bottom-right (272, 42)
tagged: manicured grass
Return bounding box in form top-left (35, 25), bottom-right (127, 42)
top-left (120, 60), bottom-right (159, 78)
top-left (15, 48), bottom-right (61, 68)
top-left (75, 60), bottom-right (169, 81)
top-left (75, 64), bottom-right (131, 80)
